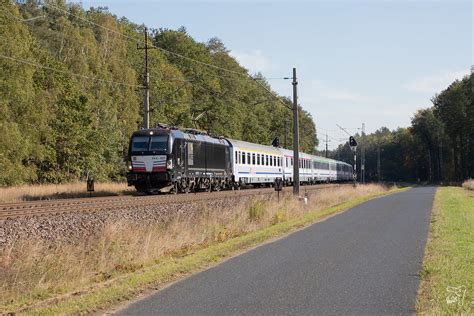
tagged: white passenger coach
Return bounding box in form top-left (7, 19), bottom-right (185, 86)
top-left (228, 139), bottom-right (353, 187)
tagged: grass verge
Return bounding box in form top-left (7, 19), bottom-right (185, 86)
top-left (417, 187), bottom-right (474, 314)
top-left (0, 182), bottom-right (134, 203)
top-left (1, 185), bottom-right (403, 314)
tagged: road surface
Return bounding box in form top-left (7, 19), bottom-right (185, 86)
top-left (118, 187), bottom-right (435, 315)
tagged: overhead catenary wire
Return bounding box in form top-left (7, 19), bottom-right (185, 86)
top-left (0, 53), bottom-right (145, 88)
top-left (41, 2), bottom-right (293, 111)
top-left (0, 6), bottom-right (45, 22)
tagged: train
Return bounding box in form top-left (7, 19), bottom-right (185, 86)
top-left (126, 125), bottom-right (354, 194)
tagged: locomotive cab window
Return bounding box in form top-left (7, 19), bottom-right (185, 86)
top-left (131, 136), bottom-right (149, 152)
top-left (131, 135), bottom-right (168, 154)
top-left (149, 136), bottom-right (168, 153)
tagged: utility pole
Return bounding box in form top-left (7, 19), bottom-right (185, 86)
top-left (361, 123), bottom-right (365, 184)
top-left (137, 27), bottom-right (156, 129)
top-left (292, 67), bottom-right (300, 196)
top-left (377, 145), bottom-right (381, 183)
top-left (325, 134), bottom-right (328, 158)
top-left (439, 140), bottom-right (443, 182)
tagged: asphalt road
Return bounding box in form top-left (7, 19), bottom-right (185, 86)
top-left (118, 187), bottom-right (435, 315)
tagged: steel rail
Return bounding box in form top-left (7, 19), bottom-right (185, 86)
top-left (0, 184), bottom-right (346, 220)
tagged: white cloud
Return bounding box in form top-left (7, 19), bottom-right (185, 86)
top-left (231, 50), bottom-right (273, 73)
top-left (404, 69), bottom-right (470, 93)
top-left (318, 90), bottom-right (366, 102)
top-left (305, 80), bottom-right (368, 103)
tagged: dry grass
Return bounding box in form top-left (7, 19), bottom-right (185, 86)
top-left (0, 182), bottom-right (134, 203)
top-left (0, 184), bottom-right (389, 312)
top-left (462, 179), bottom-right (474, 190)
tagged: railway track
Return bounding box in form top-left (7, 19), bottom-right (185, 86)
top-left (0, 184), bottom-right (346, 220)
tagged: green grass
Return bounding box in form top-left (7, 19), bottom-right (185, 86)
top-left (13, 188), bottom-right (403, 315)
top-left (417, 187), bottom-right (474, 314)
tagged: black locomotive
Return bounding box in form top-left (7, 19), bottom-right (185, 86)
top-left (127, 126), bottom-right (232, 193)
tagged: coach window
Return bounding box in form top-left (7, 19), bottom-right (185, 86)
top-left (242, 152), bottom-right (246, 164)
top-left (235, 151), bottom-right (238, 164)
top-left (238, 151), bottom-right (241, 164)
top-left (257, 154), bottom-right (261, 165)
top-left (252, 153), bottom-right (255, 165)
top-left (247, 153), bottom-right (250, 165)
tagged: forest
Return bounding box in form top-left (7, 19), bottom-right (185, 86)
top-left (330, 73), bottom-right (473, 183)
top-left (0, 0), bottom-right (317, 185)
top-left (0, 1), bottom-right (472, 186)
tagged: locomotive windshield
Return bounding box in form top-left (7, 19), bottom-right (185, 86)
top-left (149, 136), bottom-right (168, 151)
top-left (131, 135), bottom-right (168, 154)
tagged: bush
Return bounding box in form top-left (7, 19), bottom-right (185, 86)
top-left (462, 179), bottom-right (474, 190)
top-left (248, 200), bottom-right (266, 221)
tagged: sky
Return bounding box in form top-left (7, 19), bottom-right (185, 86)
top-left (79, 0), bottom-right (472, 150)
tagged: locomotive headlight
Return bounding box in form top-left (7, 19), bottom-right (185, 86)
top-left (127, 161), bottom-right (133, 171)
top-left (166, 159), bottom-right (173, 169)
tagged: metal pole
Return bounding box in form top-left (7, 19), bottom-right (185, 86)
top-left (144, 28), bottom-right (150, 129)
top-left (292, 67), bottom-right (300, 196)
top-left (353, 149), bottom-right (357, 186)
top-left (439, 140), bottom-right (443, 181)
top-left (325, 134), bottom-right (328, 158)
top-left (377, 145), bottom-right (381, 183)
top-left (361, 123), bottom-right (365, 184)
top-left (137, 28), bottom-right (158, 129)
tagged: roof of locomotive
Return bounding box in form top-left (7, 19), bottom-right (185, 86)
top-left (131, 128), bottom-right (229, 146)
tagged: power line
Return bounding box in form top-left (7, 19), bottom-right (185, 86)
top-left (0, 53), bottom-right (145, 88)
top-left (0, 7), bottom-right (45, 22)
top-left (252, 78), bottom-right (292, 110)
top-left (43, 2), bottom-right (244, 75)
top-left (42, 2), bottom-right (293, 111)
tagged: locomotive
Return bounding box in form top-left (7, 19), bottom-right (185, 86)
top-left (126, 125), bottom-right (353, 194)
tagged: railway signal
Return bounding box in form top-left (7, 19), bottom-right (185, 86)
top-left (349, 136), bottom-right (357, 186)
top-left (349, 136), bottom-right (357, 148)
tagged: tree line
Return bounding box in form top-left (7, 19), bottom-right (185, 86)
top-left (329, 73), bottom-right (473, 183)
top-left (0, 0), bottom-right (317, 186)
